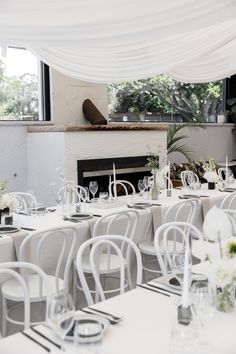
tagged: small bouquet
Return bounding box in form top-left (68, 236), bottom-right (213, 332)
top-left (202, 158), bottom-right (219, 183)
top-left (0, 194), bottom-right (19, 211)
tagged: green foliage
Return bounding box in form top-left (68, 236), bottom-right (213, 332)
top-left (108, 75), bottom-right (223, 122)
top-left (0, 58), bottom-right (38, 120)
top-left (167, 122), bottom-right (204, 161)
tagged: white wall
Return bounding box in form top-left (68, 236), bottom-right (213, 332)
top-left (168, 124), bottom-right (236, 164)
top-left (0, 126), bottom-right (28, 192)
top-left (51, 69), bottom-right (109, 125)
top-left (27, 132), bottom-right (65, 205)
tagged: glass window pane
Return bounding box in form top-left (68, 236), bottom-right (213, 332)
top-left (0, 47), bottom-right (39, 121)
top-left (108, 75), bottom-right (224, 123)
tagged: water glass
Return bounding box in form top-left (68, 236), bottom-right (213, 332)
top-left (89, 181), bottom-right (98, 201)
top-left (47, 292), bottom-right (75, 351)
top-left (74, 319), bottom-right (103, 354)
top-left (172, 252), bottom-right (185, 287)
top-left (170, 321), bottom-right (199, 354)
top-left (138, 179), bottom-right (145, 196)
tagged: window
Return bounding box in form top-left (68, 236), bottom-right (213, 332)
top-left (0, 47), bottom-right (50, 121)
top-left (108, 75), bottom-right (224, 123)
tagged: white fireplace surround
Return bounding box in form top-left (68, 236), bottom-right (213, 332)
top-left (27, 129), bottom-right (167, 205)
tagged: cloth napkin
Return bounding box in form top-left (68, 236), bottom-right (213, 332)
top-left (10, 229), bottom-right (29, 260)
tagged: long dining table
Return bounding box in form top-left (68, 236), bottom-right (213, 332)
top-left (0, 282), bottom-right (235, 354)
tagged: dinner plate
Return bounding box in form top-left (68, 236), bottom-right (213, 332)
top-left (133, 202), bottom-right (152, 207)
top-left (0, 225), bottom-right (19, 234)
top-left (70, 213), bottom-right (93, 220)
top-left (168, 277), bottom-right (181, 289)
top-left (65, 313), bottom-right (109, 341)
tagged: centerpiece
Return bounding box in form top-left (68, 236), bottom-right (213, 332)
top-left (202, 158), bottom-right (219, 189)
top-left (146, 147), bottom-right (160, 200)
top-left (0, 179), bottom-right (19, 224)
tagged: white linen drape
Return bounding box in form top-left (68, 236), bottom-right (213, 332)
top-left (1, 0), bottom-right (236, 83)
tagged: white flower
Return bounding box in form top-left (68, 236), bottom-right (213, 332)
top-left (203, 171), bottom-right (219, 183)
top-left (203, 207), bottom-right (232, 241)
top-left (0, 194), bottom-right (19, 211)
top-left (208, 259), bottom-right (236, 288)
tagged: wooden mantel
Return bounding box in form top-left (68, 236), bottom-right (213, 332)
top-left (28, 123), bottom-right (168, 132)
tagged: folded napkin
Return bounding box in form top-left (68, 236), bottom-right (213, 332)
top-left (10, 229), bottom-right (29, 260)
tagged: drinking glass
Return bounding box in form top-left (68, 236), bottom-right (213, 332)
top-left (191, 282), bottom-right (215, 353)
top-left (138, 180), bottom-right (145, 196)
top-left (74, 319), bottom-right (103, 354)
top-left (47, 292), bottom-right (75, 351)
top-left (170, 321), bottom-right (199, 354)
top-left (89, 181), bottom-right (98, 201)
top-left (80, 187), bottom-right (90, 203)
top-left (143, 176), bottom-right (150, 191)
top-left (172, 252), bottom-right (185, 287)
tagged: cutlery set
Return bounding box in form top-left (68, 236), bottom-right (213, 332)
top-left (79, 307), bottom-right (122, 325)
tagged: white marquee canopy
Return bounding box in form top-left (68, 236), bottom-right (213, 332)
top-left (1, 0), bottom-right (236, 83)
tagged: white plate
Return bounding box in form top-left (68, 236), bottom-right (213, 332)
top-left (70, 213), bottom-right (93, 220)
top-left (65, 313), bottom-right (109, 341)
top-left (133, 202), bottom-right (152, 207)
top-left (0, 225), bottom-right (19, 234)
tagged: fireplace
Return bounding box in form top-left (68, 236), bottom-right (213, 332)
top-left (77, 156), bottom-right (152, 195)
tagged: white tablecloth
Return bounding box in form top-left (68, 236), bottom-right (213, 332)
top-left (0, 286), bottom-right (235, 354)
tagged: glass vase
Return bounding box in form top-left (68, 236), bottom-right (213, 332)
top-left (215, 282), bottom-right (235, 313)
top-left (151, 170), bottom-right (160, 200)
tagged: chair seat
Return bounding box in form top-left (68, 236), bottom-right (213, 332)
top-left (138, 240), bottom-right (183, 256)
top-left (2, 274), bottom-right (64, 302)
top-left (74, 253), bottom-right (127, 274)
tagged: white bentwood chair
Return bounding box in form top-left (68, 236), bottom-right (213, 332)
top-left (1, 261), bottom-right (50, 337)
top-left (181, 171), bottom-right (199, 188)
top-left (138, 199), bottom-right (199, 279)
top-left (220, 191), bottom-right (236, 209)
top-left (1, 225), bottom-right (77, 336)
top-left (6, 192), bottom-right (37, 212)
top-left (58, 183), bottom-right (88, 204)
top-left (109, 180), bottom-right (135, 197)
top-left (154, 222), bottom-right (203, 277)
top-left (73, 210), bottom-right (139, 304)
top-left (76, 235), bottom-right (142, 305)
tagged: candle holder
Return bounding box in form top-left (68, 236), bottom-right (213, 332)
top-left (167, 189), bottom-right (172, 197)
top-left (177, 305), bottom-right (192, 326)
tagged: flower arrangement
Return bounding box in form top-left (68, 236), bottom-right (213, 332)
top-left (202, 158), bottom-right (219, 183)
top-left (225, 238), bottom-right (236, 258)
top-left (0, 194), bottom-right (19, 211)
top-left (146, 146), bottom-right (159, 171)
top-left (0, 179), bottom-right (8, 197)
top-left (209, 258), bottom-right (236, 312)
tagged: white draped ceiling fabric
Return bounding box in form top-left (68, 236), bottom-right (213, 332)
top-left (1, 0), bottom-right (236, 83)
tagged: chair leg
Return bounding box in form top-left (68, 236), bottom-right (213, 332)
top-left (73, 267), bottom-right (77, 308)
top-left (2, 296), bottom-right (7, 338)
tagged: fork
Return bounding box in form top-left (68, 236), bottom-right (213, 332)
top-left (88, 307), bottom-right (122, 321)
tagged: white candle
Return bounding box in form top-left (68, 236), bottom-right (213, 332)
top-left (108, 175), bottom-right (112, 198)
top-left (168, 161), bottom-right (171, 190)
top-left (113, 163), bottom-right (117, 199)
top-left (181, 245), bottom-right (190, 308)
top-left (225, 155), bottom-right (228, 183)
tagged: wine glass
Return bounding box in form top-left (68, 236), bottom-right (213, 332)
top-left (191, 282), bottom-right (215, 353)
top-left (138, 180), bottom-right (145, 196)
top-left (74, 319), bottom-right (103, 353)
top-left (143, 176), bottom-right (150, 191)
top-left (172, 252), bottom-right (185, 287)
top-left (47, 292), bottom-right (75, 351)
top-left (80, 187), bottom-right (90, 203)
top-left (89, 181), bottom-right (98, 201)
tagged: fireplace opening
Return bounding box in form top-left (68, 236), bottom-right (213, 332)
top-left (77, 156), bottom-right (153, 196)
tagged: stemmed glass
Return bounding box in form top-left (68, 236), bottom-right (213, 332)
top-left (89, 181), bottom-right (98, 201)
top-left (172, 252), bottom-right (185, 288)
top-left (143, 176), bottom-right (150, 192)
top-left (47, 292), bottom-right (75, 351)
top-left (138, 179), bottom-right (145, 196)
top-left (191, 282), bottom-right (215, 353)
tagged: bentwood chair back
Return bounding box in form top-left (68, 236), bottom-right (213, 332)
top-left (109, 180), bottom-right (135, 197)
top-left (154, 221), bottom-right (203, 276)
top-left (181, 171), bottom-right (199, 188)
top-left (0, 261), bottom-right (50, 337)
top-left (76, 235), bottom-right (142, 305)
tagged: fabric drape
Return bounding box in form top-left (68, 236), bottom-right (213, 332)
top-left (1, 0), bottom-right (236, 83)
